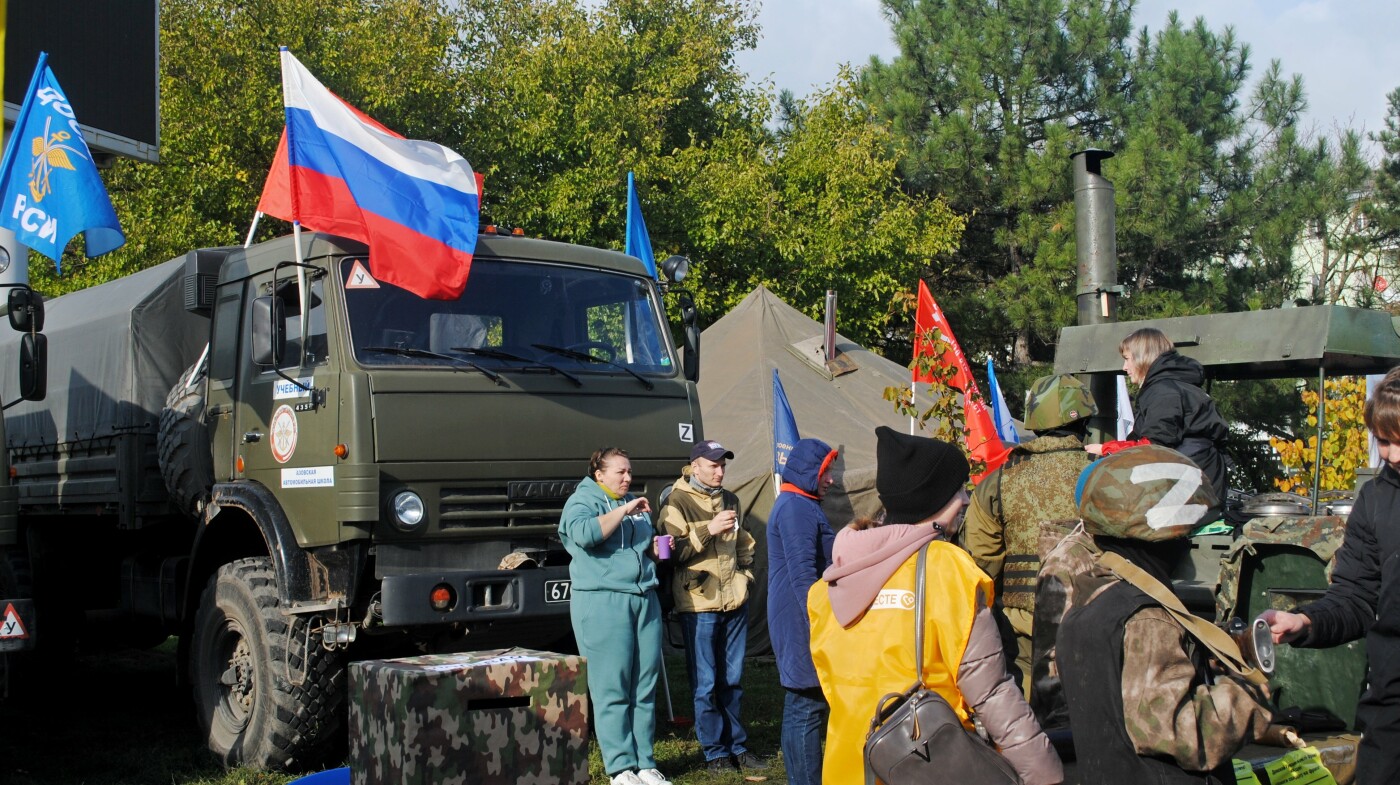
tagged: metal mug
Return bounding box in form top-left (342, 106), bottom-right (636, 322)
top-left (1226, 616), bottom-right (1276, 675)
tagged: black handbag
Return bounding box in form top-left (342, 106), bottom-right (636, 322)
top-left (863, 543), bottom-right (1022, 785)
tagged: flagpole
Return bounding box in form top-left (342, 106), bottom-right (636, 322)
top-left (279, 47), bottom-right (309, 349)
top-left (910, 380), bottom-right (916, 435)
top-left (244, 211), bottom-right (263, 248)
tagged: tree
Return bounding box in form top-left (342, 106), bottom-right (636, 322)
top-left (1290, 128), bottom-right (1398, 308)
top-left (676, 77), bottom-right (966, 348)
top-left (1366, 86), bottom-right (1400, 298)
top-left (1269, 376), bottom-right (1370, 494)
top-left (33, 0), bottom-right (463, 296)
top-left (27, 0), bottom-right (964, 354)
top-left (446, 3), bottom-right (965, 348)
top-left (861, 2), bottom-right (1323, 366)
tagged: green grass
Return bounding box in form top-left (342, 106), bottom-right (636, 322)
top-left (0, 644), bottom-right (787, 785)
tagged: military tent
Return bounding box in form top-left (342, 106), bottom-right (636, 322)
top-left (684, 285), bottom-right (950, 655)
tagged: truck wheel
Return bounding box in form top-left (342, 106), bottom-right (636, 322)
top-left (191, 558), bottom-right (345, 771)
top-left (158, 362), bottom-right (214, 517)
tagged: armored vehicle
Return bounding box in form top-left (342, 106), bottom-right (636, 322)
top-left (0, 230), bottom-right (701, 770)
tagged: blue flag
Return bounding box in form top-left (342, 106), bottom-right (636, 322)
top-left (987, 358), bottom-right (1021, 445)
top-left (0, 52), bottom-right (125, 270)
top-left (625, 171), bottom-right (659, 280)
top-left (773, 369), bottom-right (800, 476)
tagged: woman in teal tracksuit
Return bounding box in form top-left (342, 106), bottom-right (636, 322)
top-left (559, 447), bottom-right (672, 785)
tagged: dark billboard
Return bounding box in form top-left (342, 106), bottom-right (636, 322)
top-left (4, 1), bottom-right (160, 162)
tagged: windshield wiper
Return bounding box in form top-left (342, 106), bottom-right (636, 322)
top-left (452, 346), bottom-right (537, 364)
top-left (361, 346), bottom-right (506, 386)
top-left (532, 343), bottom-right (655, 390)
top-left (452, 346), bottom-right (583, 387)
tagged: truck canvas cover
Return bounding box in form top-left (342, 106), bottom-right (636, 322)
top-left (1053, 304), bottom-right (1400, 380)
top-left (0, 256), bottom-right (209, 447)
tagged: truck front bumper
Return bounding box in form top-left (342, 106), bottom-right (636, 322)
top-left (378, 564), bottom-right (573, 627)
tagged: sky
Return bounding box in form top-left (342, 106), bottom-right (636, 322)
top-left (734, 0), bottom-right (1400, 157)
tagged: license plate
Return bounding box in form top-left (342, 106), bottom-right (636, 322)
top-left (545, 579), bottom-right (572, 603)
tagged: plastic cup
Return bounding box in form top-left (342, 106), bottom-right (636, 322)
top-left (655, 535), bottom-right (672, 560)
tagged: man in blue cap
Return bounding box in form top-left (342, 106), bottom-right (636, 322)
top-left (657, 440), bottom-right (767, 773)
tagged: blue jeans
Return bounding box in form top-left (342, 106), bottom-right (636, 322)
top-left (781, 686), bottom-right (828, 785)
top-left (680, 607), bottom-right (749, 761)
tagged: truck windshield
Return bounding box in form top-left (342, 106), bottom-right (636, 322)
top-left (340, 257), bottom-right (677, 376)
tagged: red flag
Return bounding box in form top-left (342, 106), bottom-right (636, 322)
top-left (913, 280), bottom-right (1010, 480)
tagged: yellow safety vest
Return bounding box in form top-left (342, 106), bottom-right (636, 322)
top-left (808, 541), bottom-right (992, 785)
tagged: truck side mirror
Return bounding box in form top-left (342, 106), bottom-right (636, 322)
top-left (19, 332), bottom-right (46, 401)
top-left (251, 296), bottom-right (286, 367)
top-left (678, 290), bottom-right (700, 383)
top-left (8, 288), bottom-right (44, 333)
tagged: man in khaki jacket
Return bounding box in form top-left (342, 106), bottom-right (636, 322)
top-left (657, 440), bottom-right (767, 774)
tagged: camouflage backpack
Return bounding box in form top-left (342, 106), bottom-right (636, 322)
top-left (1029, 519), bottom-right (1099, 729)
top-left (1214, 514), bottom-right (1347, 622)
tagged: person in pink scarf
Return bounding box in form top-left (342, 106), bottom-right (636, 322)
top-left (807, 427), bottom-right (1062, 785)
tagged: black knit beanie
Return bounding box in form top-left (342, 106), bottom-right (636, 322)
top-left (875, 426), bottom-right (970, 524)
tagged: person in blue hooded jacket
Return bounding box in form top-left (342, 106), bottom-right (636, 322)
top-left (560, 447), bottom-right (673, 785)
top-left (765, 437), bottom-right (838, 785)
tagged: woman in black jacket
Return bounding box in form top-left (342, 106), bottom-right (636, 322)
top-left (1110, 328), bottom-right (1231, 521)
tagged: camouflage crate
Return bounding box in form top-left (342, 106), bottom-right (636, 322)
top-left (349, 648), bottom-right (589, 785)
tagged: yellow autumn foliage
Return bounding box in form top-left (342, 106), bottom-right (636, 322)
top-left (1269, 376), bottom-right (1370, 493)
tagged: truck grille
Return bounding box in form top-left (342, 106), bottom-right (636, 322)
top-left (438, 480), bottom-right (579, 529)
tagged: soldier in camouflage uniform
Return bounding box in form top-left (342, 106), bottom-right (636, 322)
top-left (960, 374), bottom-right (1097, 695)
top-left (1058, 445), bottom-right (1272, 784)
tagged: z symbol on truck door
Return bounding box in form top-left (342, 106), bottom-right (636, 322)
top-left (271, 404), bottom-right (299, 463)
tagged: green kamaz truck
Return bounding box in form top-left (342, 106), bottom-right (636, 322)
top-left (0, 230), bottom-right (701, 771)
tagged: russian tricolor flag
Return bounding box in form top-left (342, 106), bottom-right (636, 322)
top-left (257, 49), bottom-right (479, 300)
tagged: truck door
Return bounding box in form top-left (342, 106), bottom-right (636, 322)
top-left (235, 270), bottom-right (342, 546)
top-left (207, 282), bottom-right (245, 483)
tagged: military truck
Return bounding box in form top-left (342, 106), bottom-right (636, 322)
top-left (0, 230), bottom-right (701, 770)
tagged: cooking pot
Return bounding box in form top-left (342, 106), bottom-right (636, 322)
top-left (1240, 492), bottom-right (1314, 517)
top-left (1318, 490), bottom-right (1355, 518)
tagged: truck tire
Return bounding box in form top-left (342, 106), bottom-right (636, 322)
top-left (191, 557), bottom-right (345, 771)
top-left (158, 362), bottom-right (214, 517)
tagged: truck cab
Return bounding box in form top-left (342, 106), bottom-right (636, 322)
top-left (0, 230), bottom-right (701, 769)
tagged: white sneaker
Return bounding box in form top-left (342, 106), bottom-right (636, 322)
top-left (635, 769), bottom-right (672, 785)
top-left (610, 771), bottom-right (643, 785)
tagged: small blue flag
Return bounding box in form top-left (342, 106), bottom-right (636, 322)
top-left (0, 52), bottom-right (125, 271)
top-left (625, 171), bottom-right (659, 280)
top-left (773, 369), bottom-right (800, 476)
top-left (987, 358), bottom-right (1021, 445)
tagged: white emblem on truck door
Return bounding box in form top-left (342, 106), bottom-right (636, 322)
top-left (678, 423), bottom-right (694, 442)
top-left (270, 404), bottom-right (299, 463)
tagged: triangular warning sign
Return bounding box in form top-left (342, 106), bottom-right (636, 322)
top-left (1, 602), bottom-right (28, 639)
top-left (345, 260), bottom-right (380, 289)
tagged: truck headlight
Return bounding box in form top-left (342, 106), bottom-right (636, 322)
top-left (390, 491), bottom-right (426, 531)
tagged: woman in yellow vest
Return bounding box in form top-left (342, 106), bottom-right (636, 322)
top-left (808, 427), bottom-right (1063, 785)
